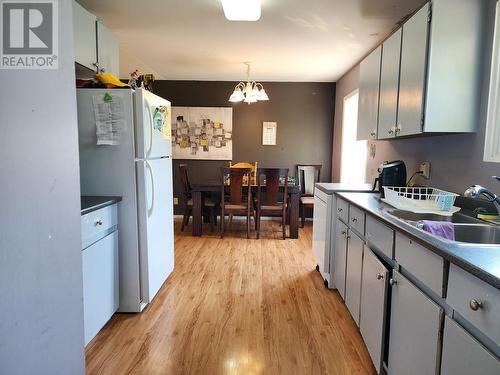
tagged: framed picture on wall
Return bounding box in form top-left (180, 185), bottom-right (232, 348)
top-left (262, 122), bottom-right (277, 146)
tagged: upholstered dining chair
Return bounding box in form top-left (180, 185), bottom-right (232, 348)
top-left (220, 167), bottom-right (253, 239)
top-left (255, 168), bottom-right (289, 240)
top-left (178, 164), bottom-right (217, 232)
top-left (296, 164), bottom-right (322, 228)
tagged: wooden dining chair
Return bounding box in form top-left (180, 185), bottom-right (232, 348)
top-left (178, 164), bottom-right (217, 232)
top-left (229, 161), bottom-right (258, 185)
top-left (296, 164), bottom-right (322, 228)
top-left (255, 168), bottom-right (289, 240)
top-left (220, 167), bottom-right (253, 239)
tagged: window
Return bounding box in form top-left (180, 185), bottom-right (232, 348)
top-left (340, 90), bottom-right (367, 184)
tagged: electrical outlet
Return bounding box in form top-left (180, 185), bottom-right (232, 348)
top-left (420, 161), bottom-right (431, 179)
top-left (173, 197), bottom-right (179, 205)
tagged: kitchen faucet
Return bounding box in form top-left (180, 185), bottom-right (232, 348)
top-left (463, 176), bottom-right (500, 214)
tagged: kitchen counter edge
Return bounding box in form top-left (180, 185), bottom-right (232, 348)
top-left (81, 196), bottom-right (122, 215)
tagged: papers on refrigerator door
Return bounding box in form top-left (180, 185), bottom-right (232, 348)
top-left (92, 92), bottom-right (126, 145)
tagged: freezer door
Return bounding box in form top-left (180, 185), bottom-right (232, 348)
top-left (136, 157), bottom-right (174, 304)
top-left (134, 88), bottom-right (172, 159)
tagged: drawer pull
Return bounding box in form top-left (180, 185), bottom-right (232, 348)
top-left (469, 299), bottom-right (484, 311)
top-left (95, 219), bottom-right (104, 226)
top-left (351, 218), bottom-right (358, 223)
top-left (389, 278), bottom-right (398, 286)
top-left (338, 208), bottom-right (343, 212)
top-left (376, 273), bottom-right (384, 280)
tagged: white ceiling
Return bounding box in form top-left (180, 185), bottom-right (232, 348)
top-left (78, 0), bottom-right (424, 82)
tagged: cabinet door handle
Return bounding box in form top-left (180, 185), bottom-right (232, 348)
top-left (351, 217), bottom-right (358, 223)
top-left (388, 128), bottom-right (394, 135)
top-left (95, 219), bottom-right (104, 226)
top-left (469, 299), bottom-right (484, 311)
top-left (376, 273), bottom-right (384, 280)
top-left (370, 130), bottom-right (376, 137)
top-left (338, 208), bottom-right (343, 212)
top-left (389, 278), bottom-right (397, 286)
top-left (395, 124), bottom-right (401, 136)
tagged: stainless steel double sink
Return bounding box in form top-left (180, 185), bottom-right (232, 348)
top-left (387, 209), bottom-right (500, 245)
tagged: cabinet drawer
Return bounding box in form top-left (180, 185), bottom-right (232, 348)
top-left (81, 204), bottom-right (118, 249)
top-left (441, 316), bottom-right (500, 375)
top-left (365, 215), bottom-right (394, 259)
top-left (336, 197), bottom-right (349, 223)
top-left (395, 233), bottom-right (444, 297)
top-left (447, 264), bottom-right (500, 344)
top-left (348, 205), bottom-right (365, 235)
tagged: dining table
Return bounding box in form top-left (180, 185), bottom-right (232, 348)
top-left (190, 180), bottom-right (301, 238)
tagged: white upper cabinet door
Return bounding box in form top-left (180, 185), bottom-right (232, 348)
top-left (360, 248), bottom-right (389, 374)
top-left (388, 270), bottom-right (442, 375)
top-left (357, 46), bottom-right (382, 140)
top-left (397, 3), bottom-right (430, 137)
top-left (97, 20), bottom-right (119, 77)
top-left (73, 0), bottom-right (97, 71)
top-left (378, 30), bottom-right (402, 140)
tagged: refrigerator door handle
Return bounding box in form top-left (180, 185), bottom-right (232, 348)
top-left (145, 101), bottom-right (154, 158)
top-left (145, 160), bottom-right (155, 217)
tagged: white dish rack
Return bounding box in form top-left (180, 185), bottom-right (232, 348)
top-left (381, 187), bottom-right (460, 215)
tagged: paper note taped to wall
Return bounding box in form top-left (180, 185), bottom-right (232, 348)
top-left (92, 93), bottom-right (126, 145)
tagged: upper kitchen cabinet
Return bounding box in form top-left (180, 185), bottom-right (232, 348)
top-left (97, 21), bottom-right (120, 77)
top-left (397, 3), bottom-right (429, 137)
top-left (358, 0), bottom-right (485, 140)
top-left (73, 0), bottom-right (97, 71)
top-left (357, 46), bottom-right (382, 141)
top-left (378, 29), bottom-right (402, 139)
top-left (73, 1), bottom-right (119, 76)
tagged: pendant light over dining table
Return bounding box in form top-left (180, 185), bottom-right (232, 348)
top-left (229, 62), bottom-right (269, 104)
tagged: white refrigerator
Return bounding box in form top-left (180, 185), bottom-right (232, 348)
top-left (77, 88), bottom-right (174, 312)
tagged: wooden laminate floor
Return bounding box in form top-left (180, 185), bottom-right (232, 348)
top-left (85, 218), bottom-right (376, 375)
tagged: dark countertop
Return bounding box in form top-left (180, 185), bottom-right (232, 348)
top-left (315, 183), bottom-right (373, 194)
top-left (81, 196), bottom-right (122, 215)
top-left (337, 192), bottom-right (500, 290)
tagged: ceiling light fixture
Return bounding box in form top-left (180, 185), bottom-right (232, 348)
top-left (221, 0), bottom-right (261, 21)
top-left (229, 62), bottom-right (269, 104)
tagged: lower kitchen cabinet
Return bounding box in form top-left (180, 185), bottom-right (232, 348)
top-left (360, 248), bottom-right (389, 374)
top-left (333, 219), bottom-right (349, 298)
top-left (441, 316), bottom-right (500, 375)
top-left (345, 232), bottom-right (364, 325)
top-left (312, 188), bottom-right (331, 280)
top-left (82, 230), bottom-right (119, 345)
top-left (388, 270), bottom-right (442, 375)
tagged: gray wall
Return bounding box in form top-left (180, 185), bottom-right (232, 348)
top-left (153, 81), bottom-right (335, 214)
top-left (333, 0), bottom-right (499, 196)
top-left (0, 1), bottom-right (85, 374)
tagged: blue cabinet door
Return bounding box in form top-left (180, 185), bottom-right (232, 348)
top-left (82, 230), bottom-right (119, 345)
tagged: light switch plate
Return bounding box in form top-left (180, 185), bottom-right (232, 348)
top-left (420, 161), bottom-right (431, 179)
top-left (173, 197), bottom-right (179, 205)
